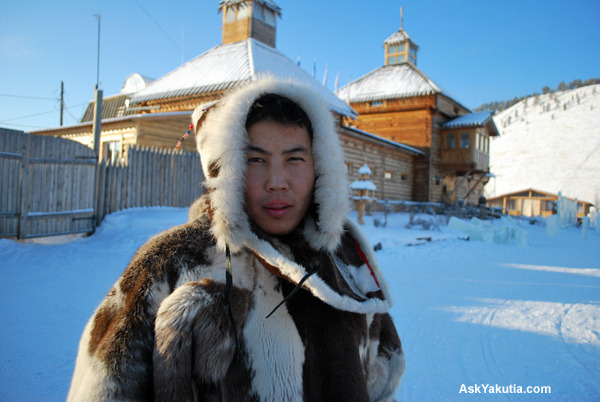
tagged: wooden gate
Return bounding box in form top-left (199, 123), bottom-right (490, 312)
top-left (0, 128), bottom-right (97, 239)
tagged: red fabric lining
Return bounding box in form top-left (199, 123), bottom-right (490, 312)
top-left (352, 239), bottom-right (381, 289)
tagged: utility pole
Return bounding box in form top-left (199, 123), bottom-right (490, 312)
top-left (60, 81), bottom-right (64, 126)
top-left (94, 14), bottom-right (101, 89)
top-left (92, 13), bottom-right (103, 159)
top-left (92, 13), bottom-right (103, 229)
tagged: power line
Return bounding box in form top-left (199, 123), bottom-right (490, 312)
top-left (0, 101), bottom-right (88, 123)
top-left (0, 93), bottom-right (57, 101)
top-left (133, 0), bottom-right (182, 54)
top-left (0, 122), bottom-right (49, 129)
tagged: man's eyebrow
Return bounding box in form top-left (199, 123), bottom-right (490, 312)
top-left (246, 145), bottom-right (310, 155)
top-left (282, 145), bottom-right (310, 155)
top-left (247, 145), bottom-right (270, 155)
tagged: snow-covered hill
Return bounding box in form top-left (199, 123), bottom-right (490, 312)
top-left (487, 84), bottom-right (600, 205)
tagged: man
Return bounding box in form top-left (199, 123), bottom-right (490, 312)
top-left (68, 78), bottom-right (404, 401)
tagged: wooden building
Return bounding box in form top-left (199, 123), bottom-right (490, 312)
top-left (487, 188), bottom-right (593, 219)
top-left (336, 25), bottom-right (499, 203)
top-left (31, 0), bottom-right (425, 203)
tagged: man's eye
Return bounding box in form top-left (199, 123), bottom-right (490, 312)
top-left (288, 156), bottom-right (305, 162)
top-left (248, 157), bottom-right (264, 163)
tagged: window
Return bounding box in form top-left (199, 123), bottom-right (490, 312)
top-left (264, 9), bottom-right (276, 26)
top-left (225, 7), bottom-right (236, 22)
top-left (253, 4), bottom-right (264, 21)
top-left (370, 100), bottom-right (383, 107)
top-left (446, 133), bottom-right (455, 149)
top-left (401, 174), bottom-right (408, 181)
top-left (237, 3), bottom-right (249, 18)
top-left (396, 43), bottom-right (406, 53)
top-left (387, 56), bottom-right (397, 65)
top-left (460, 132), bottom-right (470, 148)
top-left (345, 163), bottom-right (353, 175)
top-left (507, 198), bottom-right (517, 211)
top-left (103, 140), bottom-right (121, 164)
top-left (385, 171), bottom-right (393, 180)
top-left (543, 200), bottom-right (555, 212)
top-left (388, 44), bottom-right (397, 54)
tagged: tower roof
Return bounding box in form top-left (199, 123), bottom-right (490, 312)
top-left (130, 38), bottom-right (356, 117)
top-left (384, 28), bottom-right (418, 50)
top-left (336, 63), bottom-right (442, 103)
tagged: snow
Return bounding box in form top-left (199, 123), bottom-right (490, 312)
top-left (488, 84), bottom-right (600, 205)
top-left (350, 180), bottom-right (377, 191)
top-left (442, 111), bottom-right (493, 128)
top-left (358, 163), bottom-right (372, 175)
top-left (130, 39), bottom-right (356, 118)
top-left (1, 207), bottom-right (599, 400)
top-left (335, 63), bottom-right (442, 103)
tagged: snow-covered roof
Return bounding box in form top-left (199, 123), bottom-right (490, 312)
top-left (350, 180), bottom-right (377, 191)
top-left (130, 39), bottom-right (355, 117)
top-left (358, 164), bottom-right (372, 175)
top-left (383, 29), bottom-right (418, 49)
top-left (442, 112), bottom-right (494, 129)
top-left (31, 111), bottom-right (191, 134)
top-left (335, 64), bottom-right (442, 103)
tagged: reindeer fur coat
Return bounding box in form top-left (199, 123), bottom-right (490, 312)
top-left (68, 79), bottom-right (405, 401)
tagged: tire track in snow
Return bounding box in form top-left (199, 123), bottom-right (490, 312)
top-left (480, 298), bottom-right (510, 384)
top-left (558, 302), bottom-right (600, 391)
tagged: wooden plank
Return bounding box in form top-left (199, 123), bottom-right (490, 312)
top-left (18, 134), bottom-right (30, 239)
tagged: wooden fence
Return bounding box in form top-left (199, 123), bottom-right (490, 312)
top-left (1, 128), bottom-right (97, 238)
top-left (1, 130), bottom-right (205, 239)
top-left (96, 146), bottom-right (204, 223)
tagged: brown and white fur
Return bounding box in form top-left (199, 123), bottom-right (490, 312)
top-left (68, 78), bottom-right (405, 401)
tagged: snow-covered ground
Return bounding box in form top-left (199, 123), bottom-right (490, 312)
top-left (0, 207), bottom-right (598, 401)
top-left (488, 84), bottom-right (600, 205)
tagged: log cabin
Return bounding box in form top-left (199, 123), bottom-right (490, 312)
top-left (487, 188), bottom-right (593, 219)
top-left (30, 0), bottom-right (425, 205)
top-left (336, 24), bottom-right (499, 203)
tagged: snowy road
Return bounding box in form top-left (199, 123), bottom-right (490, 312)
top-left (0, 208), bottom-right (598, 400)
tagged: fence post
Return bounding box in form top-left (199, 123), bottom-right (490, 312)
top-left (17, 134), bottom-right (30, 239)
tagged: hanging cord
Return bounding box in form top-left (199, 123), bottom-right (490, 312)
top-left (174, 124), bottom-right (193, 150)
top-left (265, 270), bottom-right (316, 319)
top-left (224, 245), bottom-right (241, 355)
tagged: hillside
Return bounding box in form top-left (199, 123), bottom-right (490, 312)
top-left (487, 84), bottom-right (600, 205)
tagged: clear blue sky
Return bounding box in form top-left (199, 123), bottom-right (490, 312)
top-left (1, 0), bottom-right (599, 131)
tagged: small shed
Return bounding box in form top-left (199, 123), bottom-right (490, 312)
top-left (487, 188), bottom-right (593, 218)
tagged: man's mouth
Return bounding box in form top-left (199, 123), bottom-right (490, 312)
top-left (264, 202), bottom-right (292, 218)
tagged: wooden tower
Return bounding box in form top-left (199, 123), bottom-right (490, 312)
top-left (220, 0), bottom-right (282, 47)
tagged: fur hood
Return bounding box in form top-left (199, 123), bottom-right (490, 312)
top-left (191, 78), bottom-right (393, 314)
top-left (192, 78), bottom-right (349, 253)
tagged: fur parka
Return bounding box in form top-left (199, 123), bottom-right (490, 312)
top-left (68, 78), bottom-right (405, 401)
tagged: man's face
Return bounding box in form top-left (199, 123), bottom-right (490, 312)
top-left (244, 120), bottom-right (315, 235)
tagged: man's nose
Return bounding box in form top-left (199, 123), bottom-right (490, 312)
top-left (266, 163), bottom-right (289, 191)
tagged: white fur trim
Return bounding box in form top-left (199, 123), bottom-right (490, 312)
top-left (245, 234), bottom-right (392, 314)
top-left (194, 78), bottom-right (349, 253)
top-left (244, 263), bottom-right (305, 400)
top-left (344, 218), bottom-right (393, 306)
